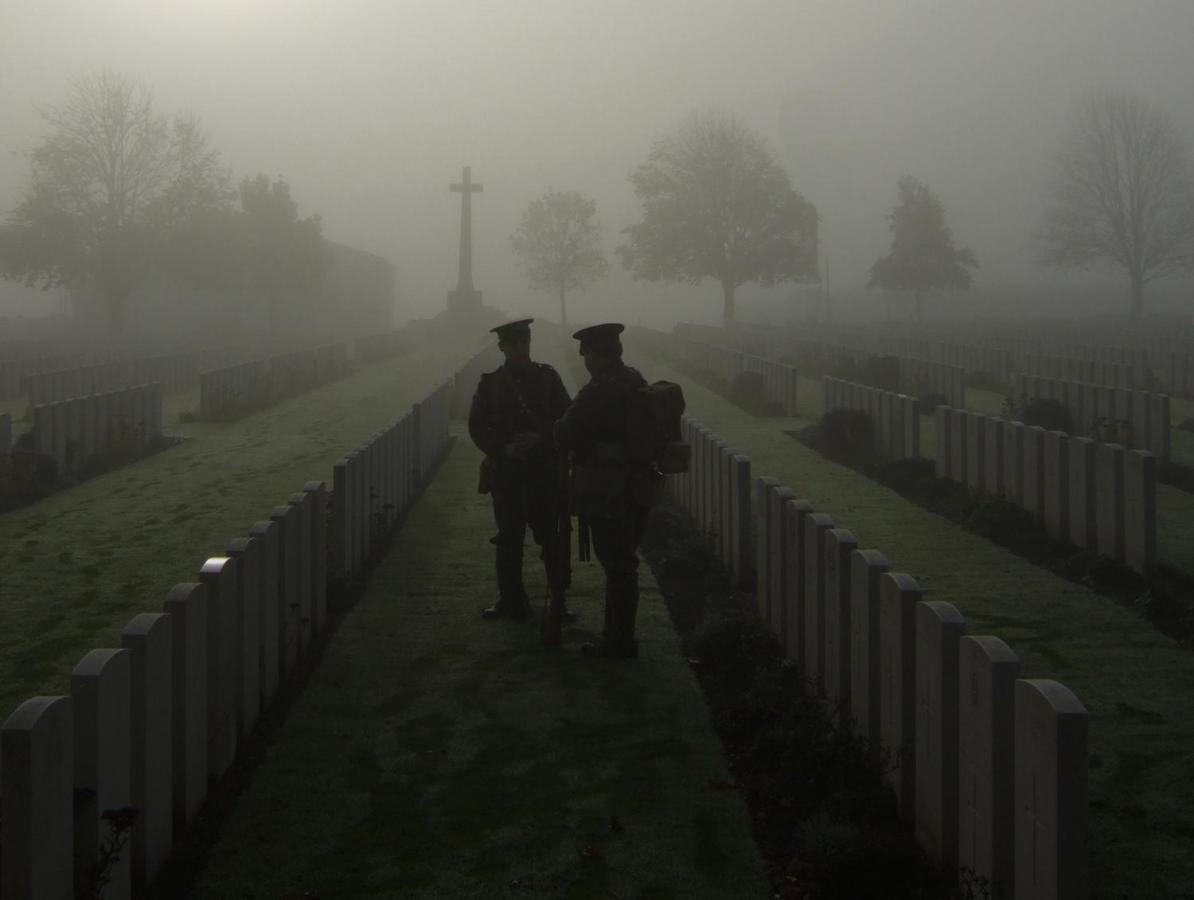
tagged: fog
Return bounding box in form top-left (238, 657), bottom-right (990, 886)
top-left (3, 0), bottom-right (1194, 326)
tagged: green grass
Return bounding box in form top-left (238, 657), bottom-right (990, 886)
top-left (0, 331), bottom-right (483, 719)
top-left (630, 354), bottom-right (1194, 900)
top-left (192, 429), bottom-right (769, 897)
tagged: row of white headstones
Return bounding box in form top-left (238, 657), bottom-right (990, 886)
top-left (0, 376), bottom-right (458, 900)
top-left (671, 417), bottom-right (1087, 900)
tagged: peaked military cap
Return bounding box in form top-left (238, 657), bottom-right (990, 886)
top-left (572, 322), bottom-right (625, 353)
top-left (490, 318), bottom-right (534, 341)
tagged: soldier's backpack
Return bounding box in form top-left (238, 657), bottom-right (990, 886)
top-left (625, 380), bottom-right (690, 474)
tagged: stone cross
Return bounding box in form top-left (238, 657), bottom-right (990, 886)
top-left (448, 166), bottom-right (484, 314)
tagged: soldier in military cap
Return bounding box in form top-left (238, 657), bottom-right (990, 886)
top-left (554, 323), bottom-right (649, 658)
top-left (469, 318), bottom-right (573, 620)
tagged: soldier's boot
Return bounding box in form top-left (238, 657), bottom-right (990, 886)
top-left (583, 576), bottom-right (638, 659)
top-left (482, 553), bottom-right (532, 620)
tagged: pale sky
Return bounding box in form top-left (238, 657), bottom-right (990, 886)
top-left (3, 0), bottom-right (1193, 324)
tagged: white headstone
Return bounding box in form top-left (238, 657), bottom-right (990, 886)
top-left (1124, 450), bottom-right (1156, 575)
top-left (71, 647), bottom-right (132, 899)
top-left (849, 549), bottom-right (890, 749)
top-left (1014, 679), bottom-right (1088, 900)
top-left (802, 512), bottom-right (835, 685)
top-left (823, 527), bottom-right (858, 724)
top-left (959, 635), bottom-right (1020, 900)
top-left (248, 520), bottom-right (280, 703)
top-left (783, 498), bottom-right (814, 662)
top-left (200, 556), bottom-right (239, 781)
top-left (2, 696), bottom-right (74, 900)
top-left (1094, 442), bottom-right (1125, 561)
top-left (878, 572), bottom-right (923, 819)
top-left (163, 582), bottom-right (208, 832)
top-left (227, 536), bottom-right (263, 737)
top-left (914, 600), bottom-right (966, 867)
top-left (122, 611), bottom-right (173, 890)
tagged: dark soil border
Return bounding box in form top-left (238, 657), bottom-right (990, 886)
top-left (641, 502), bottom-right (985, 900)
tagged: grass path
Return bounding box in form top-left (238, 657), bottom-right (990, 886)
top-left (629, 347), bottom-right (1194, 900)
top-left (191, 424), bottom-right (769, 899)
top-left (0, 332), bottom-right (481, 718)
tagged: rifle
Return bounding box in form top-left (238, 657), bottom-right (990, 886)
top-left (541, 451), bottom-right (571, 647)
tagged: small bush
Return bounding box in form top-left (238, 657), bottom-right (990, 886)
top-left (819, 409), bottom-right (874, 460)
top-left (862, 355), bottom-right (901, 392)
top-left (1021, 398), bottom-right (1073, 434)
top-left (964, 370), bottom-right (1006, 393)
top-left (918, 391), bottom-right (948, 411)
top-left (1177, 418), bottom-right (1194, 434)
top-left (730, 371), bottom-right (783, 416)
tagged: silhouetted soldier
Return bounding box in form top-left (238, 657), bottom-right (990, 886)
top-left (469, 318), bottom-right (572, 620)
top-left (555, 323), bottom-right (649, 658)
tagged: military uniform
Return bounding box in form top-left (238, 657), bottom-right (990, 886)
top-left (555, 323), bottom-right (649, 658)
top-left (468, 320), bottom-right (572, 618)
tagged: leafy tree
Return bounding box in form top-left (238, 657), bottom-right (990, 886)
top-left (617, 110), bottom-right (818, 326)
top-left (237, 174), bottom-right (329, 324)
top-left (1038, 91), bottom-right (1194, 318)
top-left (510, 188), bottom-right (609, 325)
top-left (0, 70), bottom-right (232, 326)
top-left (867, 176), bottom-right (977, 321)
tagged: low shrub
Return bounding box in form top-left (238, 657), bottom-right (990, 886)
top-left (1020, 397), bottom-right (1073, 433)
top-left (819, 408), bottom-right (874, 461)
top-left (862, 354), bottom-right (901, 392)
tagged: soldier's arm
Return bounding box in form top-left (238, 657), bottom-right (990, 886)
top-left (467, 376), bottom-right (507, 458)
top-left (548, 366), bottom-right (572, 414)
top-left (553, 381), bottom-right (602, 452)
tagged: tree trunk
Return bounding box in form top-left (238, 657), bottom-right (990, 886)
top-left (915, 289), bottom-right (924, 323)
top-left (722, 281), bottom-right (736, 327)
top-left (1130, 272), bottom-right (1144, 319)
top-left (559, 282), bottom-right (567, 326)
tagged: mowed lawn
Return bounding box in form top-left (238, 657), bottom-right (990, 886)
top-left (0, 330), bottom-right (483, 719)
top-left (630, 350), bottom-right (1194, 900)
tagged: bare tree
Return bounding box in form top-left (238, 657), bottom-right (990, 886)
top-left (1039, 91), bottom-right (1194, 318)
top-left (510, 188), bottom-right (609, 325)
top-left (0, 70), bottom-right (231, 326)
top-left (618, 110), bottom-right (818, 326)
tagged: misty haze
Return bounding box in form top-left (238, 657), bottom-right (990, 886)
top-left (1, 2), bottom-right (1193, 898)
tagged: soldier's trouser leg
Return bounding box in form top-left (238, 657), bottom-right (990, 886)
top-left (590, 508), bottom-right (646, 653)
top-left (491, 485), bottom-right (530, 610)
